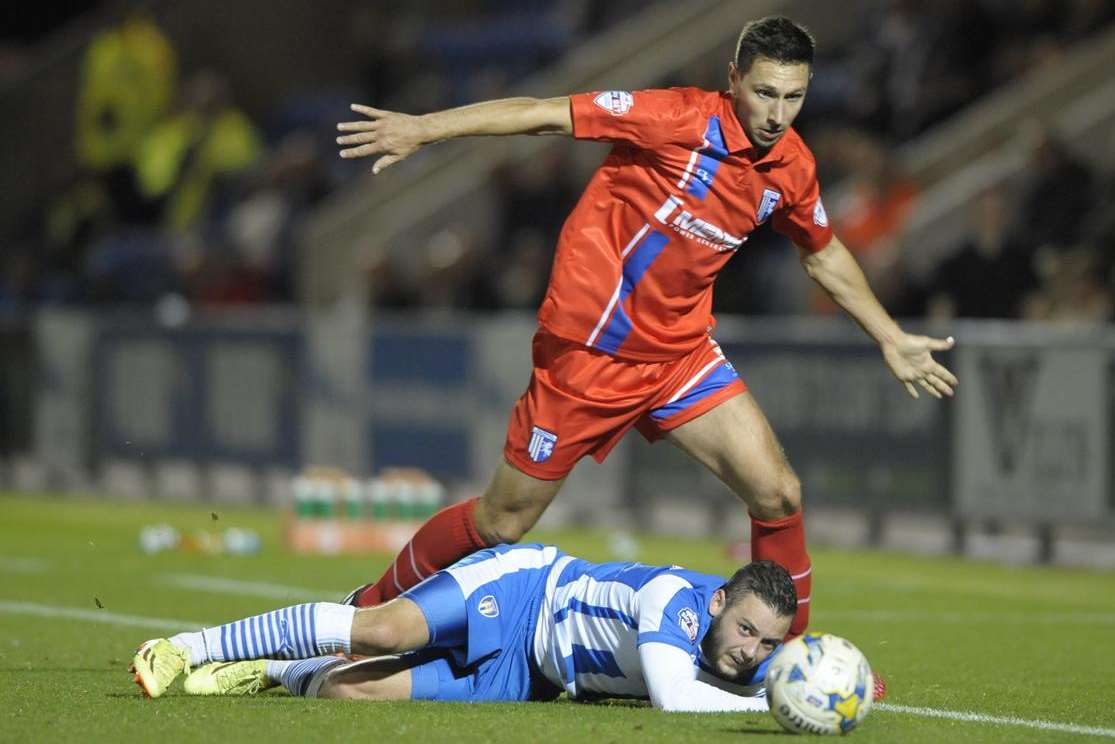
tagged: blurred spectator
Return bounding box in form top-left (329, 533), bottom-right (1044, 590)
top-left (1022, 247), bottom-right (1112, 323)
top-left (41, 177), bottom-right (115, 302)
top-left (75, 12), bottom-right (177, 173)
top-left (830, 137), bottom-right (919, 263)
top-left (811, 134), bottom-right (919, 312)
top-left (473, 227), bottom-right (551, 310)
top-left (923, 186), bottom-right (1037, 320)
top-left (211, 132), bottom-right (331, 305)
top-left (133, 70), bottom-right (262, 231)
top-left (1011, 123), bottom-right (1096, 253)
top-left (493, 148), bottom-right (579, 254)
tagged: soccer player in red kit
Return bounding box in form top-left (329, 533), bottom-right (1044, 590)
top-left (335, 16), bottom-right (957, 640)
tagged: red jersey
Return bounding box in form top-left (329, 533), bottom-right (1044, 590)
top-left (537, 87), bottom-right (833, 361)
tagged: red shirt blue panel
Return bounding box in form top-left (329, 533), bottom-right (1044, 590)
top-left (537, 87), bottom-right (832, 362)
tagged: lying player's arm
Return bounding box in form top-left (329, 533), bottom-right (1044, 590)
top-left (639, 642), bottom-right (769, 713)
top-left (337, 97), bottom-right (572, 173)
top-left (799, 236), bottom-right (958, 400)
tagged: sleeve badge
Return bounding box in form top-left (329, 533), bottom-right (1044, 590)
top-left (813, 198), bottom-right (829, 227)
top-left (678, 607), bottom-right (700, 642)
top-left (593, 91), bottom-right (634, 116)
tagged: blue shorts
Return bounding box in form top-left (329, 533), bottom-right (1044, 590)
top-left (400, 544), bottom-right (564, 703)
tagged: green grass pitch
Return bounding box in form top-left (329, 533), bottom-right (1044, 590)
top-left (2, 493), bottom-right (1114, 743)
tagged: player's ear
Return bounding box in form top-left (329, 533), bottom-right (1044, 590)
top-left (709, 588), bottom-right (726, 617)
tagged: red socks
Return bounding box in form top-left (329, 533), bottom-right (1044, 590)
top-left (750, 510), bottom-right (812, 637)
top-left (354, 497), bottom-right (487, 607)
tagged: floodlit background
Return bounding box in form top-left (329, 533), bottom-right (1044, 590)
top-left (1, 0), bottom-right (1115, 566)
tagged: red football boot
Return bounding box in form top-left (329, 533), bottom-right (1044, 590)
top-left (872, 671), bottom-right (888, 702)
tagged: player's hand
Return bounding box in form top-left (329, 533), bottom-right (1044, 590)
top-left (336, 104), bottom-right (425, 174)
top-left (881, 334), bottom-right (958, 400)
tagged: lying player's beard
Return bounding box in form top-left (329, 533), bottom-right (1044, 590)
top-left (700, 615), bottom-right (754, 683)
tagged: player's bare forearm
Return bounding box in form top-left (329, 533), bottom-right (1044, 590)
top-left (800, 238), bottom-right (902, 347)
top-left (337, 97), bottom-right (572, 173)
top-left (800, 237), bottom-right (958, 399)
top-left (417, 96), bottom-right (572, 140)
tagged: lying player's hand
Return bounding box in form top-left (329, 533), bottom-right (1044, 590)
top-left (337, 104), bottom-right (424, 174)
top-left (882, 334), bottom-right (958, 400)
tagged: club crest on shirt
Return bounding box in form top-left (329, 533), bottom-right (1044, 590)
top-left (813, 198), bottom-right (829, 226)
top-left (756, 188), bottom-right (782, 223)
top-left (528, 426), bottom-right (557, 463)
top-left (678, 607), bottom-right (700, 642)
top-left (478, 595), bottom-right (500, 618)
top-left (593, 90), bottom-right (633, 116)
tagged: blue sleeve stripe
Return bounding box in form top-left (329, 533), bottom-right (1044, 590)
top-left (569, 645), bottom-right (625, 679)
top-left (553, 598), bottom-right (637, 629)
top-left (250, 615), bottom-right (263, 658)
top-left (307, 602), bottom-right (317, 655)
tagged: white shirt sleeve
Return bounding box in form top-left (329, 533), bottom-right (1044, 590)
top-left (639, 642), bottom-right (770, 713)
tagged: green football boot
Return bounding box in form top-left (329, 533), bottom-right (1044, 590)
top-left (183, 660), bottom-right (274, 696)
top-left (130, 638), bottom-right (191, 698)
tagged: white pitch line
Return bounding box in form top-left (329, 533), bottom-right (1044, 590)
top-left (162, 573), bottom-right (345, 601)
top-left (0, 600), bottom-right (205, 631)
top-left (0, 557), bottom-right (49, 573)
top-left (878, 703), bottom-right (1115, 739)
top-left (2, 600), bottom-right (1114, 737)
top-left (820, 610), bottom-right (1115, 624)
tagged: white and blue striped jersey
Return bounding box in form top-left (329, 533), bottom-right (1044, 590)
top-left (531, 553), bottom-right (750, 700)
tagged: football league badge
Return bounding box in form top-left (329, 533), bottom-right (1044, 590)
top-left (756, 188), bottom-right (782, 223)
top-left (813, 198), bottom-right (829, 226)
top-left (678, 607), bottom-right (700, 642)
top-left (593, 90), bottom-right (634, 116)
top-left (528, 426), bottom-right (558, 463)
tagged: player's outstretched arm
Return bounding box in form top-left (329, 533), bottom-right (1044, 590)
top-left (337, 96), bottom-right (573, 174)
top-left (640, 642), bottom-right (769, 713)
top-left (800, 237), bottom-right (959, 400)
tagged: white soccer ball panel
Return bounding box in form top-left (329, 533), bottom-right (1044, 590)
top-left (766, 633), bottom-right (873, 735)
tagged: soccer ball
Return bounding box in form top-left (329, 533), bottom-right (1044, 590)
top-left (766, 633), bottom-right (874, 735)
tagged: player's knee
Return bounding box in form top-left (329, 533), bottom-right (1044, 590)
top-left (474, 501), bottom-right (532, 545)
top-left (751, 469), bottom-right (802, 520)
top-left (481, 514), bottom-right (529, 545)
top-left (351, 607), bottom-right (407, 654)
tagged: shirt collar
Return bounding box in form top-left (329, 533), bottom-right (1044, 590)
top-left (719, 91), bottom-right (788, 165)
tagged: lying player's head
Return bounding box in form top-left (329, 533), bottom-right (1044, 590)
top-left (728, 16), bottom-right (815, 151)
top-left (702, 559), bottom-right (796, 682)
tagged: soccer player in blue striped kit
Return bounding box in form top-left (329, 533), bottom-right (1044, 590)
top-left (131, 545), bottom-right (796, 711)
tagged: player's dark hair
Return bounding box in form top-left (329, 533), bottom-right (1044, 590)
top-left (734, 16), bottom-right (815, 74)
top-left (721, 560), bottom-right (797, 618)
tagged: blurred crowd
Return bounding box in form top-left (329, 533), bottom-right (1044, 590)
top-left (1, 0), bottom-right (1113, 324)
top-left (0, 1), bottom-right (644, 312)
top-left (788, 0), bottom-right (1115, 324)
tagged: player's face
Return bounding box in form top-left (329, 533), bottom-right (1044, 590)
top-left (702, 590), bottom-right (791, 682)
top-left (728, 57), bottom-right (810, 151)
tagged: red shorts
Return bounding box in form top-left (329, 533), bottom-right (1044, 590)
top-left (503, 329), bottom-right (747, 480)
